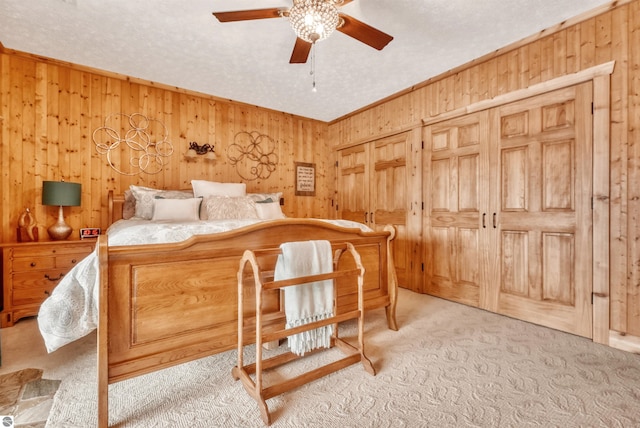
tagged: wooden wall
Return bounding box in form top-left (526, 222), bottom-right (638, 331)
top-left (3, 1), bottom-right (640, 342)
top-left (0, 47), bottom-right (332, 243)
top-left (329, 0), bottom-right (640, 339)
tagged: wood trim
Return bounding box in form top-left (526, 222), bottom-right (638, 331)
top-left (332, 121), bottom-right (421, 151)
top-left (609, 331), bottom-right (640, 354)
top-left (592, 73), bottom-right (612, 345)
top-left (97, 234), bottom-right (109, 428)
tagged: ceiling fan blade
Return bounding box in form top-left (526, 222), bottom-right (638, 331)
top-left (213, 8), bottom-right (283, 22)
top-left (290, 38), bottom-right (312, 64)
top-left (337, 14), bottom-right (393, 50)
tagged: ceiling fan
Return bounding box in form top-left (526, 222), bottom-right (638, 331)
top-left (212, 0), bottom-right (393, 64)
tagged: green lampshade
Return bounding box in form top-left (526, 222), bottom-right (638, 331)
top-left (42, 181), bottom-right (82, 207)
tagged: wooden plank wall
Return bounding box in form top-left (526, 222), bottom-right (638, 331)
top-left (328, 0), bottom-right (640, 337)
top-left (0, 47), bottom-right (332, 243)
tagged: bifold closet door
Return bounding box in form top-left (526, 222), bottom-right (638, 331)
top-left (423, 111), bottom-right (490, 307)
top-left (369, 133), bottom-right (412, 291)
top-left (423, 82), bottom-right (593, 338)
top-left (488, 82), bottom-right (593, 338)
top-left (337, 144), bottom-right (370, 225)
top-left (337, 132), bottom-right (419, 291)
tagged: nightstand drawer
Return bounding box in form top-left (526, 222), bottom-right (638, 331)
top-left (55, 254), bottom-right (86, 269)
top-left (12, 271), bottom-right (66, 292)
top-left (12, 257), bottom-right (56, 272)
top-left (11, 251), bottom-right (90, 272)
top-left (12, 283), bottom-right (56, 306)
top-left (11, 243), bottom-right (94, 258)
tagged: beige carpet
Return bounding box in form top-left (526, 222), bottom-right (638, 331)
top-left (45, 289), bottom-right (640, 427)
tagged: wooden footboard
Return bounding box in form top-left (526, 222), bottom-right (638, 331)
top-left (97, 217), bottom-right (396, 427)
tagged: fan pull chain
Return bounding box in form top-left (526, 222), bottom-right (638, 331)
top-left (310, 42), bottom-right (317, 92)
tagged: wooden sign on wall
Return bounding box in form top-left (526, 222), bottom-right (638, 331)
top-left (295, 162), bottom-right (315, 196)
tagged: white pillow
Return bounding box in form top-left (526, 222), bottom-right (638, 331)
top-left (203, 195), bottom-right (258, 220)
top-left (151, 198), bottom-right (202, 221)
top-left (254, 201), bottom-right (286, 220)
top-left (191, 180), bottom-right (246, 198)
top-left (130, 185), bottom-right (194, 220)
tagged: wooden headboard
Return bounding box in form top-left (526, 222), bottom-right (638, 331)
top-left (107, 190), bottom-right (125, 226)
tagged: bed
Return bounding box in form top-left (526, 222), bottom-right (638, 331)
top-left (38, 183), bottom-right (398, 427)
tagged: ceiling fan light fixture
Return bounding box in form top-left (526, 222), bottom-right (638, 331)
top-left (289, 0), bottom-right (339, 43)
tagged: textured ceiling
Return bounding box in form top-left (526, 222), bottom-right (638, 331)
top-left (1, 0), bottom-right (612, 122)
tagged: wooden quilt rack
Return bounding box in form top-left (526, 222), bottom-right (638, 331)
top-left (232, 242), bottom-right (376, 425)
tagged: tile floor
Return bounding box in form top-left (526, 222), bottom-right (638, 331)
top-left (0, 317), bottom-right (95, 427)
top-left (0, 367), bottom-right (59, 427)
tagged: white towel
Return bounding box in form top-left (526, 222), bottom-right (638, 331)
top-left (275, 240), bottom-right (334, 356)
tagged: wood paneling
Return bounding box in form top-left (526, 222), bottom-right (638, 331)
top-left (0, 48), bottom-right (332, 243)
top-left (329, 0), bottom-right (640, 342)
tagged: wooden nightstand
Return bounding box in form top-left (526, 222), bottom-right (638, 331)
top-left (1, 240), bottom-right (95, 327)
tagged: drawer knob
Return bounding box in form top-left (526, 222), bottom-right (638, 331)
top-left (71, 259), bottom-right (77, 264)
top-left (44, 273), bottom-right (64, 282)
top-left (30, 262), bottom-right (36, 267)
top-left (44, 290), bottom-right (50, 296)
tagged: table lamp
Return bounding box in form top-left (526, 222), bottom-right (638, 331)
top-left (42, 180), bottom-right (81, 240)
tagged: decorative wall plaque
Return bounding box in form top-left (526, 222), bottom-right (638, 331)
top-left (295, 162), bottom-right (316, 196)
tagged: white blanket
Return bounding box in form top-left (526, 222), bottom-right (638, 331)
top-left (275, 240), bottom-right (334, 356)
top-left (38, 218), bottom-right (370, 353)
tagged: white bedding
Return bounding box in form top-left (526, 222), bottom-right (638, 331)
top-left (37, 218), bottom-right (370, 352)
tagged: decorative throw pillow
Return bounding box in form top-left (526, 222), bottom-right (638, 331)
top-left (151, 198), bottom-right (202, 221)
top-left (203, 195), bottom-right (259, 220)
top-left (247, 192), bottom-right (283, 204)
top-left (130, 185), bottom-right (194, 220)
top-left (122, 190), bottom-right (136, 220)
top-left (254, 201), bottom-right (286, 220)
top-left (191, 180), bottom-right (246, 198)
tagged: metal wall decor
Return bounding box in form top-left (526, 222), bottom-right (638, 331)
top-left (92, 113), bottom-right (174, 175)
top-left (227, 131), bottom-right (278, 181)
top-left (184, 142), bottom-right (217, 161)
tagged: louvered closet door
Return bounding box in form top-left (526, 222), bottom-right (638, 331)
top-left (488, 83), bottom-right (593, 337)
top-left (423, 111), bottom-right (490, 306)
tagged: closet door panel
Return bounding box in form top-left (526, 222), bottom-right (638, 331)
top-left (543, 140), bottom-right (574, 210)
top-left (371, 133), bottom-right (410, 289)
top-left (337, 144), bottom-right (369, 224)
top-left (500, 230), bottom-right (528, 296)
top-left (501, 147), bottom-right (528, 211)
top-left (542, 232), bottom-right (575, 305)
top-left (494, 83), bottom-right (593, 338)
top-left (457, 227), bottom-right (480, 286)
top-left (423, 111), bottom-right (489, 307)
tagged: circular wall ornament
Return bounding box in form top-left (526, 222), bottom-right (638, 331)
top-left (92, 113), bottom-right (173, 176)
top-left (227, 131), bottom-right (278, 181)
